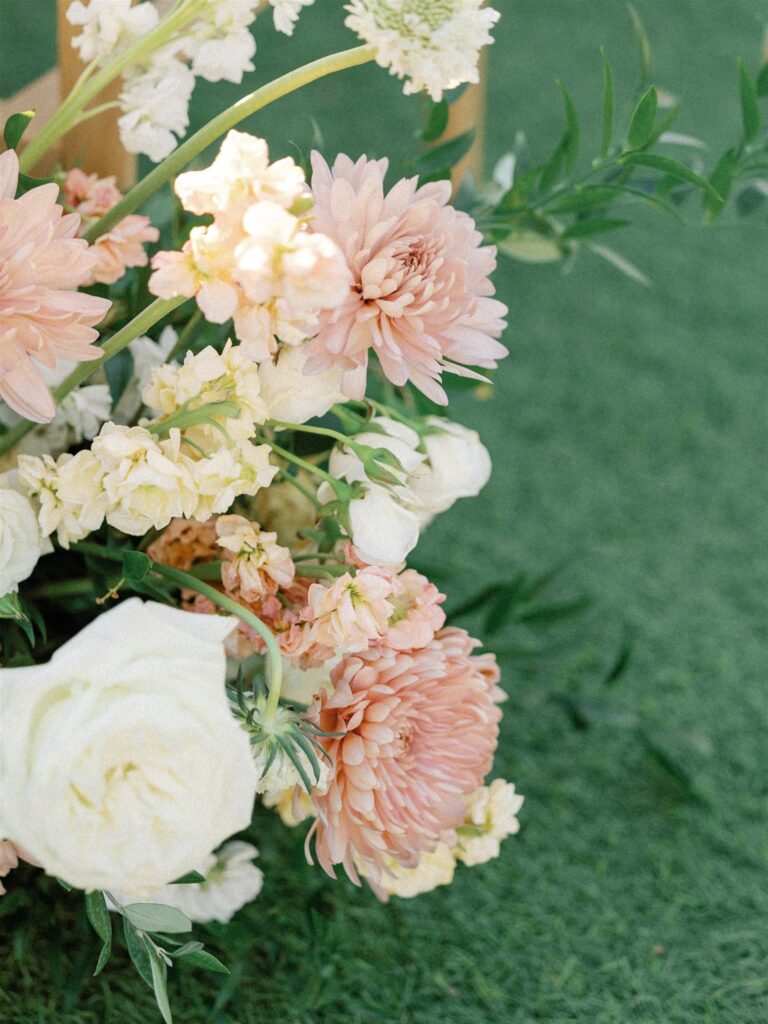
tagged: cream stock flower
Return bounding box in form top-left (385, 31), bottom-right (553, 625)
top-left (115, 841), bottom-right (264, 924)
top-left (18, 449), bottom-right (108, 548)
top-left (0, 600), bottom-right (257, 894)
top-left (345, 0), bottom-right (501, 101)
top-left (67, 0), bottom-right (159, 65)
top-left (361, 843), bottom-right (456, 901)
top-left (455, 779), bottom-right (524, 867)
top-left (216, 515), bottom-right (295, 601)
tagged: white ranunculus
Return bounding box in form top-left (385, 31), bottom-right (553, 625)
top-left (330, 416), bottom-right (426, 489)
top-left (348, 485), bottom-right (420, 567)
top-left (408, 418), bottom-right (492, 525)
top-left (115, 841), bottom-right (264, 925)
top-left (0, 600), bottom-right (258, 894)
top-left (0, 484), bottom-right (45, 598)
top-left (259, 344), bottom-right (345, 425)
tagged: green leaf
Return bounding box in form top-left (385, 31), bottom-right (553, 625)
top-left (738, 58), bottom-right (760, 142)
top-left (600, 47), bottom-right (615, 157)
top-left (104, 347), bottom-right (134, 407)
top-left (122, 550), bottom-right (151, 586)
top-left (85, 892), bottom-right (112, 976)
top-left (602, 635), bottom-right (634, 687)
top-left (179, 948), bottom-right (230, 975)
top-left (422, 100), bottom-right (450, 142)
top-left (413, 129), bottom-right (475, 177)
top-left (557, 81), bottom-right (580, 176)
top-left (590, 244), bottom-right (652, 288)
top-left (124, 903), bottom-right (192, 935)
top-left (619, 152), bottom-right (723, 202)
top-left (627, 3), bottom-right (652, 82)
top-left (124, 920), bottom-right (154, 989)
top-left (703, 148), bottom-right (738, 222)
top-left (561, 218), bottom-right (630, 240)
top-left (516, 596), bottom-right (591, 625)
top-left (170, 871), bottom-right (206, 885)
top-left (3, 110), bottom-right (34, 151)
top-left (0, 593), bottom-right (35, 644)
top-left (545, 186), bottom-right (624, 214)
top-left (757, 63), bottom-right (768, 97)
top-left (626, 86), bottom-right (658, 151)
top-left (498, 230), bottom-right (563, 263)
top-left (149, 948), bottom-right (173, 1024)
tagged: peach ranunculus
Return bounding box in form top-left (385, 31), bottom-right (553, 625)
top-left (307, 627), bottom-right (504, 885)
top-left (306, 152), bottom-right (509, 404)
top-left (63, 168), bottom-right (159, 286)
top-left (0, 151), bottom-right (111, 423)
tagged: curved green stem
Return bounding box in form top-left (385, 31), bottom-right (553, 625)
top-left (84, 46), bottom-right (375, 242)
top-left (165, 308), bottom-right (202, 363)
top-left (0, 297), bottom-right (183, 456)
top-left (269, 420), bottom-right (351, 445)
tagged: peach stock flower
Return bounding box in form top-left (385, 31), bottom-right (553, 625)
top-left (216, 514), bottom-right (295, 601)
top-left (0, 151), bottom-right (110, 422)
top-left (306, 153), bottom-right (509, 404)
top-left (307, 568), bottom-right (394, 653)
top-left (63, 168), bottom-right (159, 285)
top-left (307, 627), bottom-right (503, 884)
top-left (382, 568), bottom-right (446, 650)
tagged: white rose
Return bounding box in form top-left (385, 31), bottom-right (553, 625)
top-left (0, 599), bottom-right (258, 894)
top-left (0, 487), bottom-right (44, 598)
top-left (259, 344), bottom-right (345, 425)
top-left (348, 485), bottom-right (420, 567)
top-left (408, 417), bottom-right (492, 525)
top-left (115, 841), bottom-right (263, 924)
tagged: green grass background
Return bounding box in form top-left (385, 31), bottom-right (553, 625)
top-left (2, 2), bottom-right (768, 1021)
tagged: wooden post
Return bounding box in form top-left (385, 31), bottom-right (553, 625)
top-left (55, 0), bottom-right (135, 187)
top-left (447, 52), bottom-right (488, 190)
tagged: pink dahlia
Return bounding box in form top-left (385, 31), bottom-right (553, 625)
top-left (307, 627), bottom-right (503, 883)
top-left (305, 153), bottom-right (509, 404)
top-left (63, 168), bottom-right (159, 286)
top-left (0, 151), bottom-right (110, 422)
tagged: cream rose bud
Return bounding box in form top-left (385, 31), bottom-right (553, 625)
top-left (0, 599), bottom-right (258, 894)
top-left (0, 485), bottom-right (45, 598)
top-left (348, 484), bottom-right (420, 567)
top-left (408, 418), bottom-right (492, 524)
top-left (259, 344), bottom-right (345, 425)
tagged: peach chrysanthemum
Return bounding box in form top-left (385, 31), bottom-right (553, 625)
top-left (305, 153), bottom-right (509, 404)
top-left (307, 627), bottom-right (503, 884)
top-left (63, 168), bottom-right (159, 286)
top-left (0, 151), bottom-right (110, 422)
top-left (146, 517), bottom-right (219, 571)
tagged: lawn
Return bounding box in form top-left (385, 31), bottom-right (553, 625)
top-left (1, 2), bottom-right (768, 1022)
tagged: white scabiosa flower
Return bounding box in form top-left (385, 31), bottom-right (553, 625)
top-left (345, 0), bottom-right (501, 101)
top-left (117, 841), bottom-right (264, 924)
top-left (455, 779), bottom-right (524, 867)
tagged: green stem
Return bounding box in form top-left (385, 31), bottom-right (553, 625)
top-left (149, 561), bottom-right (283, 715)
top-left (84, 46), bottom-right (375, 242)
top-left (147, 400), bottom-right (240, 438)
top-left (268, 441), bottom-right (337, 486)
top-left (70, 541), bottom-right (123, 563)
top-left (20, 0), bottom-right (209, 172)
top-left (165, 308), bottom-right (202, 363)
top-left (24, 579), bottom-right (94, 599)
top-left (0, 297), bottom-right (183, 456)
top-left (269, 420), bottom-right (351, 445)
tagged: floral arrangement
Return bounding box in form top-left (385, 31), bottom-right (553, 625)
top-left (3, 1), bottom-right (768, 1019)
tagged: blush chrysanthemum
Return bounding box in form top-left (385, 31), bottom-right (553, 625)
top-left (307, 627), bottom-right (504, 884)
top-left (306, 153), bottom-right (508, 404)
top-left (0, 151), bottom-right (110, 422)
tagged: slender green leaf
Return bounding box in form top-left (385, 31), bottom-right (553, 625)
top-left (602, 636), bottom-right (634, 687)
top-left (703, 148), bottom-right (738, 222)
top-left (170, 871), bottom-right (206, 885)
top-left (124, 920), bottom-right (154, 988)
top-left (589, 244), bottom-right (652, 287)
top-left (422, 100), bottom-right (450, 142)
top-left (757, 62), bottom-right (768, 97)
top-left (738, 58), bottom-right (760, 142)
top-left (620, 152), bottom-right (723, 202)
top-left (85, 892), bottom-right (112, 974)
top-left (3, 110), bottom-right (34, 151)
top-left (557, 81), bottom-right (580, 175)
top-left (600, 47), bottom-right (614, 156)
top-left (413, 129), bottom-right (475, 177)
top-left (498, 230), bottom-right (563, 263)
top-left (626, 86), bottom-right (658, 151)
top-left (124, 903), bottom-right (192, 935)
top-left (562, 218), bottom-right (630, 240)
top-left (516, 596), bottom-right (591, 625)
top-left (180, 949), bottom-right (230, 974)
top-left (627, 3), bottom-right (652, 82)
top-left (149, 949), bottom-right (173, 1024)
